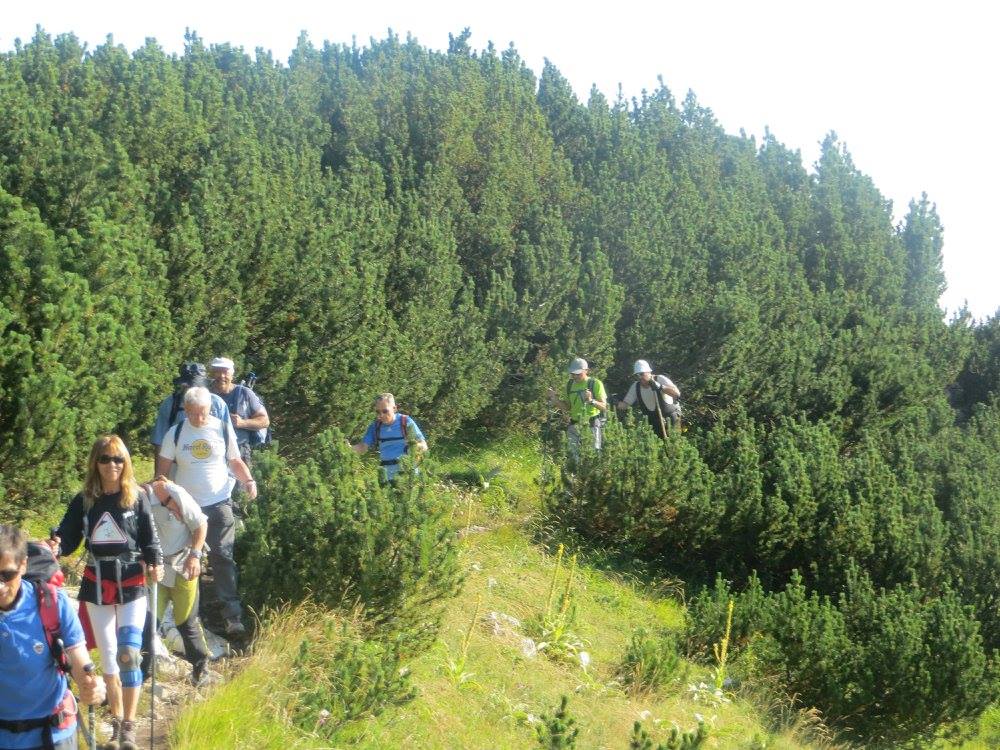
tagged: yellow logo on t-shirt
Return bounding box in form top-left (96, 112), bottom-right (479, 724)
top-left (190, 439), bottom-right (212, 460)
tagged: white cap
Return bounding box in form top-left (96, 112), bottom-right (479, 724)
top-left (633, 359), bottom-right (652, 375)
top-left (209, 356), bottom-right (235, 373)
top-left (568, 357), bottom-right (589, 374)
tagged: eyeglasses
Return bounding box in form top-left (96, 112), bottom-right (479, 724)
top-left (0, 568), bottom-right (20, 583)
top-left (97, 455), bottom-right (126, 465)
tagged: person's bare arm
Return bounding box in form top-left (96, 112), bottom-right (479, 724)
top-left (228, 457), bottom-right (258, 500)
top-left (67, 646), bottom-right (104, 705)
top-left (234, 406), bottom-right (270, 431)
top-left (182, 521), bottom-right (208, 580)
top-left (155, 455), bottom-right (174, 478)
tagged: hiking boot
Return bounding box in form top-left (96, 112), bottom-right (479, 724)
top-left (191, 661), bottom-right (222, 687)
top-left (103, 716), bottom-right (122, 750)
top-left (118, 719), bottom-right (137, 750)
top-left (224, 619), bottom-right (246, 637)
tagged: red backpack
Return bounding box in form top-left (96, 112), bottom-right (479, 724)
top-left (25, 541), bottom-right (70, 674)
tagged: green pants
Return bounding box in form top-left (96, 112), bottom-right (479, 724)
top-left (157, 574), bottom-right (211, 666)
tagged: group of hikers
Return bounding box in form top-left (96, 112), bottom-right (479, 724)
top-left (549, 357), bottom-right (681, 456)
top-left (0, 354), bottom-right (677, 750)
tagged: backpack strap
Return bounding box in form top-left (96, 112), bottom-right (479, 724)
top-left (374, 415), bottom-right (409, 454)
top-left (168, 391), bottom-right (182, 427)
top-left (35, 582), bottom-right (69, 674)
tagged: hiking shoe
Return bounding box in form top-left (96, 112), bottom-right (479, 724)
top-left (118, 719), bottom-right (137, 750)
top-left (191, 661), bottom-right (222, 687)
top-left (102, 716), bottom-right (121, 750)
top-left (224, 619), bottom-right (246, 637)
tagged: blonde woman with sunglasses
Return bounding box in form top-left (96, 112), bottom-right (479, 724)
top-left (50, 435), bottom-right (162, 750)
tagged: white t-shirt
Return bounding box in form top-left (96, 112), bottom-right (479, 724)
top-left (159, 416), bottom-right (240, 508)
top-left (623, 374), bottom-right (678, 410)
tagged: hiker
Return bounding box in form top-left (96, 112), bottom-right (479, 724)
top-left (352, 393), bottom-right (428, 484)
top-left (616, 359), bottom-right (681, 437)
top-left (156, 387), bottom-right (256, 639)
top-left (209, 356), bottom-right (270, 465)
top-left (0, 524), bottom-right (105, 750)
top-left (547, 357), bottom-right (608, 457)
top-left (144, 476), bottom-right (213, 686)
top-left (49, 436), bottom-right (162, 750)
top-left (149, 362), bottom-right (230, 457)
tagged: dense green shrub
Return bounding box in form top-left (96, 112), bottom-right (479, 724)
top-left (544, 417), bottom-right (720, 572)
top-left (616, 627), bottom-right (683, 694)
top-left (237, 429), bottom-right (462, 651)
top-left (687, 572), bottom-right (996, 746)
top-left (290, 617), bottom-right (415, 742)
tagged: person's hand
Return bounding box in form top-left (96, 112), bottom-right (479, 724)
top-left (584, 389), bottom-right (593, 403)
top-left (244, 480), bottom-right (258, 501)
top-left (46, 536), bottom-right (61, 555)
top-left (232, 414), bottom-right (245, 429)
top-left (183, 554), bottom-right (201, 581)
top-left (147, 565), bottom-right (164, 583)
top-left (616, 401), bottom-right (627, 411)
top-left (78, 667), bottom-right (105, 705)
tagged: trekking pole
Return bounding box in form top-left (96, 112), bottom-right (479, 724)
top-left (654, 392), bottom-right (669, 438)
top-left (79, 663), bottom-right (97, 750)
top-left (149, 575), bottom-right (158, 750)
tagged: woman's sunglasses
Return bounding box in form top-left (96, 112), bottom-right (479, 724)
top-left (97, 455), bottom-right (126, 465)
top-left (0, 568), bottom-right (20, 583)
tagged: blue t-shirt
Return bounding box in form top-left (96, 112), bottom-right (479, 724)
top-left (362, 415), bottom-right (425, 479)
top-left (216, 385), bottom-right (265, 446)
top-left (0, 580), bottom-right (84, 749)
top-left (149, 391), bottom-right (230, 446)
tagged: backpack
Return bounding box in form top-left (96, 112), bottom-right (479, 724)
top-left (237, 385), bottom-right (271, 447)
top-left (24, 541), bottom-right (70, 674)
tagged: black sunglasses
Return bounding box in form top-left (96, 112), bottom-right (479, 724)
top-left (0, 568), bottom-right (20, 583)
top-left (98, 455), bottom-right (126, 465)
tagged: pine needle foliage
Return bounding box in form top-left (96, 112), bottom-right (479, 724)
top-left (237, 429), bottom-right (462, 652)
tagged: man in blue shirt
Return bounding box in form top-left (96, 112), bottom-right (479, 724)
top-left (208, 357), bottom-right (270, 465)
top-left (0, 525), bottom-right (104, 750)
top-left (149, 363), bottom-right (230, 456)
top-left (352, 393), bottom-right (427, 483)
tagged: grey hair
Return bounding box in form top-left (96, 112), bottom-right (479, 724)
top-left (373, 393), bottom-right (396, 408)
top-left (183, 386), bottom-right (212, 410)
top-left (0, 524), bottom-right (28, 565)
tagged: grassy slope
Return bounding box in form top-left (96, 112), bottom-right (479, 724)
top-left (171, 434), bottom-right (824, 749)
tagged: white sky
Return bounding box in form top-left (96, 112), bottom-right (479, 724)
top-left (4, 1), bottom-right (998, 319)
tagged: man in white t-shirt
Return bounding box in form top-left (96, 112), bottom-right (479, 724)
top-left (617, 359), bottom-right (681, 437)
top-left (156, 387), bottom-right (257, 639)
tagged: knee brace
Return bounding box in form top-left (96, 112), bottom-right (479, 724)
top-left (116, 625), bottom-right (143, 688)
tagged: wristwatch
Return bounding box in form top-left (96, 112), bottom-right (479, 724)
top-left (188, 548), bottom-right (203, 559)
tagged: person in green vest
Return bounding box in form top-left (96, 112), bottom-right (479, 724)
top-left (547, 357), bottom-right (609, 458)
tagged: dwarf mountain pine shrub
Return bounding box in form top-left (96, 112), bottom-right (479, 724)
top-left (543, 417), bottom-right (720, 570)
top-left (290, 619), bottom-right (415, 741)
top-left (237, 429), bottom-right (462, 651)
top-left (617, 627), bottom-right (682, 695)
top-left (629, 720), bottom-right (708, 750)
top-left (687, 571), bottom-right (996, 746)
top-left (535, 695), bottom-right (579, 749)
